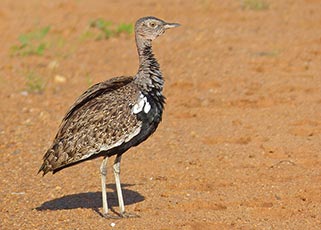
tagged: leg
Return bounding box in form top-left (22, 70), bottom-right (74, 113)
top-left (113, 155), bottom-right (125, 214)
top-left (113, 155), bottom-right (139, 218)
top-left (100, 157), bottom-right (111, 218)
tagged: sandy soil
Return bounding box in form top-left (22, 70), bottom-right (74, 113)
top-left (1, 0), bottom-right (321, 229)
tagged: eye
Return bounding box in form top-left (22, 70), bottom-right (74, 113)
top-left (149, 22), bottom-right (157, 28)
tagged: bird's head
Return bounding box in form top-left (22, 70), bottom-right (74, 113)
top-left (135, 16), bottom-right (180, 41)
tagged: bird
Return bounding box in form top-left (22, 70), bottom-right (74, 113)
top-left (38, 16), bottom-right (180, 218)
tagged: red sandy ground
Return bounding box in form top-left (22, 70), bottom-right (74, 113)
top-left (1, 0), bottom-right (321, 229)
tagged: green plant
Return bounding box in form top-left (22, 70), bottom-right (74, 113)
top-left (89, 19), bottom-right (133, 40)
top-left (79, 30), bottom-right (96, 41)
top-left (90, 19), bottom-right (113, 39)
top-left (11, 26), bottom-right (51, 56)
top-left (85, 73), bottom-right (93, 87)
top-left (242, 0), bottom-right (269, 11)
top-left (25, 71), bottom-right (46, 93)
top-left (115, 23), bottom-right (133, 36)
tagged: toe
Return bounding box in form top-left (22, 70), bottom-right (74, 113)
top-left (119, 212), bottom-right (140, 218)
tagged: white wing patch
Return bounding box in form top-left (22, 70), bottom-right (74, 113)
top-left (132, 94), bottom-right (151, 114)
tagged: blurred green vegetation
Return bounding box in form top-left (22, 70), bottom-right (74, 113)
top-left (25, 71), bottom-right (46, 93)
top-left (241, 0), bottom-right (269, 10)
top-left (11, 26), bottom-right (51, 56)
top-left (89, 18), bottom-right (133, 40)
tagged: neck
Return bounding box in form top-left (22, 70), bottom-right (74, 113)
top-left (134, 35), bottom-right (164, 94)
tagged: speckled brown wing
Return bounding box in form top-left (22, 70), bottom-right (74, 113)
top-left (63, 76), bottom-right (133, 121)
top-left (39, 76), bottom-right (143, 175)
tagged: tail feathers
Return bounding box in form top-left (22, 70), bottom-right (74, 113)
top-left (38, 162), bottom-right (52, 176)
top-left (38, 148), bottom-right (56, 176)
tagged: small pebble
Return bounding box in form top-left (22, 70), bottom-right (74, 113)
top-left (110, 222), bottom-right (116, 227)
top-left (48, 60), bottom-right (59, 70)
top-left (20, 91), bottom-right (28, 96)
top-left (11, 192), bottom-right (25, 195)
top-left (54, 75), bottom-right (66, 84)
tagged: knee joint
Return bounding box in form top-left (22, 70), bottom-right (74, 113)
top-left (113, 164), bottom-right (120, 174)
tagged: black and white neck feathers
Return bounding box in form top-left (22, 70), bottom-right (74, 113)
top-left (134, 37), bottom-right (165, 109)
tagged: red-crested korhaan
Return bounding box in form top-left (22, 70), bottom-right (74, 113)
top-left (39, 16), bottom-right (180, 218)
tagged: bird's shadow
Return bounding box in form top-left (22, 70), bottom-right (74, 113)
top-left (35, 183), bottom-right (144, 217)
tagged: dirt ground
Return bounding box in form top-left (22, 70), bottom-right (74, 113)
top-left (1, 0), bottom-right (321, 229)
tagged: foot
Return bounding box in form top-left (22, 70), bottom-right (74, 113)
top-left (119, 211), bottom-right (140, 218)
top-left (103, 213), bottom-right (122, 219)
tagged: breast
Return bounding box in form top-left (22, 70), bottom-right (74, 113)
top-left (132, 92), bottom-right (163, 125)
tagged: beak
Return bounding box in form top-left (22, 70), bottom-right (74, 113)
top-left (164, 22), bottom-right (181, 29)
